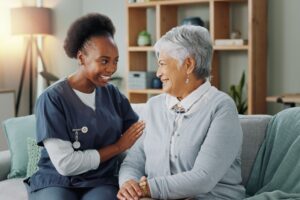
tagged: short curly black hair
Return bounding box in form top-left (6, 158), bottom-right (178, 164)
top-left (64, 13), bottom-right (115, 58)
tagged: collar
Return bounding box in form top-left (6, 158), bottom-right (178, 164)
top-left (166, 81), bottom-right (211, 112)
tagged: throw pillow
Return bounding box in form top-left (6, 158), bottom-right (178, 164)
top-left (26, 137), bottom-right (41, 177)
top-left (2, 115), bottom-right (36, 178)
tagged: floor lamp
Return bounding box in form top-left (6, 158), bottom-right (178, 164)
top-left (11, 7), bottom-right (55, 115)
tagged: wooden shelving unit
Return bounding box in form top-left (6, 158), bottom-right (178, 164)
top-left (126, 0), bottom-right (267, 114)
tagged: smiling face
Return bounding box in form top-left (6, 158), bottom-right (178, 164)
top-left (156, 52), bottom-right (188, 97)
top-left (78, 35), bottom-right (119, 87)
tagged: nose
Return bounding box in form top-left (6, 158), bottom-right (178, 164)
top-left (156, 66), bottom-right (162, 78)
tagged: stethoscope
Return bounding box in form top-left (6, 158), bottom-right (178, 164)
top-left (72, 126), bottom-right (88, 149)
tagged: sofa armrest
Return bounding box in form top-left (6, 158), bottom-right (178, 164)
top-left (0, 150), bottom-right (11, 181)
top-left (239, 114), bottom-right (272, 186)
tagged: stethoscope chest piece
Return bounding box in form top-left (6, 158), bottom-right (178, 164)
top-left (72, 141), bottom-right (81, 149)
top-left (72, 126), bottom-right (88, 149)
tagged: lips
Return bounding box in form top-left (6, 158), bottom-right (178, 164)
top-left (160, 78), bottom-right (168, 83)
top-left (160, 78), bottom-right (168, 87)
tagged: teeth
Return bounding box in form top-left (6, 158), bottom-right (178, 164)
top-left (101, 75), bottom-right (111, 80)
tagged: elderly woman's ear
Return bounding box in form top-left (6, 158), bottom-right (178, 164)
top-left (184, 56), bottom-right (196, 74)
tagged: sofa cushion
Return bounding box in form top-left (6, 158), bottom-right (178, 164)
top-left (131, 103), bottom-right (146, 119)
top-left (26, 138), bottom-right (41, 178)
top-left (0, 150), bottom-right (11, 181)
top-left (0, 178), bottom-right (27, 199)
top-left (239, 115), bottom-right (271, 186)
top-left (2, 115), bottom-right (36, 179)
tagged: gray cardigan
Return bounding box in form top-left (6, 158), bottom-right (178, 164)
top-left (119, 87), bottom-right (245, 200)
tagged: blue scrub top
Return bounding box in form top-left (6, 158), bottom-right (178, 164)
top-left (27, 78), bottom-right (138, 192)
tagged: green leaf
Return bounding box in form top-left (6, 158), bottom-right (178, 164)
top-left (228, 71), bottom-right (247, 114)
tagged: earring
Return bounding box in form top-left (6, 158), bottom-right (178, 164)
top-left (185, 74), bottom-right (190, 84)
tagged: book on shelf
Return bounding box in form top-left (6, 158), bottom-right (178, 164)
top-left (215, 39), bottom-right (248, 46)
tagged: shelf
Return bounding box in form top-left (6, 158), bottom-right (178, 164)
top-left (126, 0), bottom-right (267, 113)
top-left (128, 89), bottom-right (163, 94)
top-left (212, 0), bottom-right (246, 2)
top-left (128, 46), bottom-right (154, 51)
top-left (266, 94), bottom-right (300, 104)
top-left (127, 2), bottom-right (157, 7)
top-left (127, 0), bottom-right (246, 7)
top-left (159, 0), bottom-right (209, 6)
top-left (127, 0), bottom-right (208, 7)
top-left (213, 45), bottom-right (248, 50)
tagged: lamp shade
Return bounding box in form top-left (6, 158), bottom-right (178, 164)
top-left (11, 7), bottom-right (52, 35)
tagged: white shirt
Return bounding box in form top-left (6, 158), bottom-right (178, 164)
top-left (43, 89), bottom-right (100, 176)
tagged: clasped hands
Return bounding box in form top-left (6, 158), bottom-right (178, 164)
top-left (117, 176), bottom-right (150, 200)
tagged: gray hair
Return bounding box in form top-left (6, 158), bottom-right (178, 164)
top-left (154, 25), bottom-right (212, 79)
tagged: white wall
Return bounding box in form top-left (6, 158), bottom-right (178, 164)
top-left (267, 0), bottom-right (300, 114)
top-left (43, 0), bottom-right (82, 78)
top-left (82, 0), bottom-right (127, 92)
top-left (0, 0), bottom-right (29, 116)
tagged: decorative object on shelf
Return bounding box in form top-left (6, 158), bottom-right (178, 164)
top-left (230, 30), bottom-right (242, 39)
top-left (137, 30), bottom-right (151, 46)
top-left (128, 71), bottom-right (156, 89)
top-left (215, 30), bottom-right (246, 46)
top-left (10, 6), bottom-right (54, 115)
top-left (229, 71), bottom-right (247, 114)
top-left (214, 39), bottom-right (247, 46)
top-left (136, 0), bottom-right (150, 2)
top-left (181, 17), bottom-right (205, 27)
top-left (266, 93), bottom-right (300, 108)
top-left (128, 0), bottom-right (136, 3)
top-left (151, 77), bottom-right (162, 89)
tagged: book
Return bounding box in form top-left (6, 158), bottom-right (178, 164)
top-left (215, 39), bottom-right (247, 46)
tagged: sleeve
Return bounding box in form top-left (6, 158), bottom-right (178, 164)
top-left (118, 132), bottom-right (146, 186)
top-left (148, 99), bottom-right (243, 199)
top-left (35, 91), bottom-right (70, 146)
top-left (44, 138), bottom-right (100, 176)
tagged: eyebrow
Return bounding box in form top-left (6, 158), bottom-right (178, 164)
top-left (97, 56), bottom-right (119, 60)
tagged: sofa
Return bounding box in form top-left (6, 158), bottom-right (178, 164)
top-left (0, 103), bottom-right (272, 200)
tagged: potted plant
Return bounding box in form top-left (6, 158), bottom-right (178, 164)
top-left (229, 71), bottom-right (248, 114)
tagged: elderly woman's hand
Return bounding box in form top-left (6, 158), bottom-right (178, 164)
top-left (116, 121), bottom-right (145, 152)
top-left (117, 179), bottom-right (143, 200)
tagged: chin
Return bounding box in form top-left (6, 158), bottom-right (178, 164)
top-left (95, 80), bottom-right (108, 87)
top-left (162, 87), bottom-right (170, 94)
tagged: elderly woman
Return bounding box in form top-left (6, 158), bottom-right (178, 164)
top-left (117, 25), bottom-right (245, 200)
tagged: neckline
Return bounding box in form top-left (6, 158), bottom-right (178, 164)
top-left (64, 78), bottom-right (98, 113)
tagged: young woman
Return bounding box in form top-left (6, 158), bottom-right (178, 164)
top-left (25, 13), bottom-right (144, 200)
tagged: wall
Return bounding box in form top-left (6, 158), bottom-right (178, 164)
top-left (82, 0), bottom-right (127, 92)
top-left (43, 0), bottom-right (82, 78)
top-left (0, 0), bottom-right (24, 115)
top-left (267, 0), bottom-right (300, 114)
